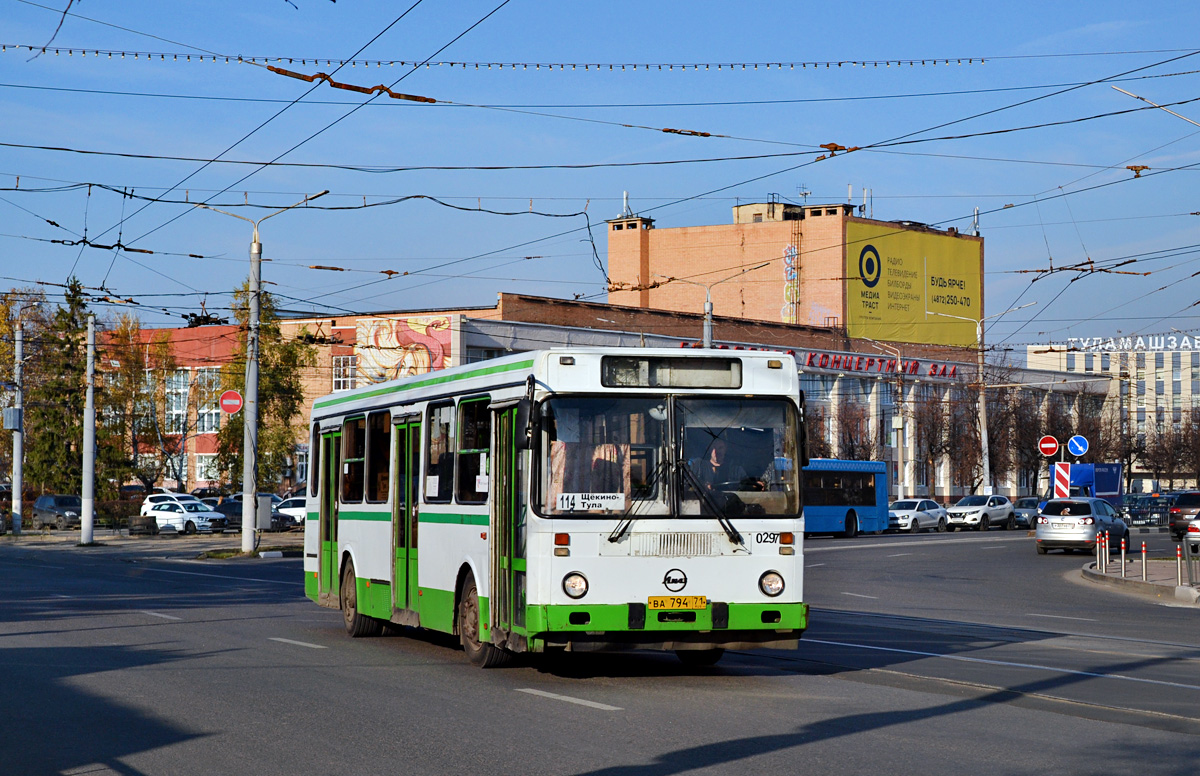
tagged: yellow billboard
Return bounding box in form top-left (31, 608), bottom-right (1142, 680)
top-left (844, 222), bottom-right (981, 347)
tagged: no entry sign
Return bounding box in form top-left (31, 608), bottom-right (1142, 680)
top-left (219, 390), bottom-right (244, 414)
top-left (1038, 435), bottom-right (1059, 457)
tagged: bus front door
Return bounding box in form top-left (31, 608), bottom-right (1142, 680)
top-left (491, 407), bottom-right (527, 649)
top-left (392, 419), bottom-right (421, 624)
top-left (318, 431), bottom-right (341, 606)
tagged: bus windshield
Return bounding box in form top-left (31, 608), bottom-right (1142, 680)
top-left (537, 395), bottom-right (800, 518)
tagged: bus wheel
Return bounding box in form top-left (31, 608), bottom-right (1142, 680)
top-left (458, 573), bottom-right (509, 668)
top-left (677, 648), bottom-right (724, 667)
top-left (341, 561), bottom-right (382, 638)
top-left (841, 512), bottom-right (858, 539)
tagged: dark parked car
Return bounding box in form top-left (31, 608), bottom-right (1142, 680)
top-left (1168, 491), bottom-right (1200, 541)
top-left (31, 494), bottom-right (83, 530)
top-left (211, 500), bottom-right (244, 530)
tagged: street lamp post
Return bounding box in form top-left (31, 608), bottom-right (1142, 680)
top-left (196, 191), bottom-right (327, 553)
top-left (655, 263), bottom-right (770, 348)
top-left (862, 337), bottom-right (905, 500)
top-left (927, 302), bottom-right (1035, 495)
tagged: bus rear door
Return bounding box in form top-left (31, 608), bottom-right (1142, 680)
top-left (491, 405), bottom-right (528, 650)
top-left (318, 430), bottom-right (341, 605)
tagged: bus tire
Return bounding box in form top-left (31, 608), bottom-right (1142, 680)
top-left (458, 573), bottom-right (509, 668)
top-left (676, 648), bottom-right (724, 667)
top-left (341, 560), bottom-right (383, 638)
top-left (841, 512), bottom-right (858, 539)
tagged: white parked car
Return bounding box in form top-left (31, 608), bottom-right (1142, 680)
top-left (888, 499), bottom-right (949, 533)
top-left (947, 494), bottom-right (1017, 531)
top-left (145, 501), bottom-right (219, 534)
top-left (141, 492), bottom-right (203, 516)
top-left (277, 497), bottom-right (308, 524)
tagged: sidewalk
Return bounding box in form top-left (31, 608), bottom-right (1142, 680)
top-left (0, 526), bottom-right (304, 556)
top-left (1082, 555), bottom-right (1200, 605)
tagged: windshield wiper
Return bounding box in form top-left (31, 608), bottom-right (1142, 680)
top-left (677, 461), bottom-right (744, 545)
top-left (608, 458), bottom-right (668, 543)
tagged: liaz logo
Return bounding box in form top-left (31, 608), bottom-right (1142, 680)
top-left (662, 569), bottom-right (687, 592)
top-left (859, 245), bottom-right (881, 288)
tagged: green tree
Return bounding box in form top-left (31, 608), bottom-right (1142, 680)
top-left (217, 284), bottom-right (316, 490)
top-left (24, 279), bottom-right (88, 494)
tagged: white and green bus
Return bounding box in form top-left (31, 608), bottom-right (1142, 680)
top-left (303, 348), bottom-right (809, 666)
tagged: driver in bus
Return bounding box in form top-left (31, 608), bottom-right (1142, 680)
top-left (692, 438), bottom-right (763, 494)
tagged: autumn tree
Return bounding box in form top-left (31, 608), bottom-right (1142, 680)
top-left (216, 285), bottom-right (316, 490)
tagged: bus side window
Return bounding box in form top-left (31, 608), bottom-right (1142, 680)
top-left (341, 417), bottom-right (366, 503)
top-left (456, 397), bottom-right (490, 504)
top-left (366, 411), bottom-right (391, 503)
top-left (310, 424), bottom-right (320, 497)
top-left (426, 402), bottom-right (455, 503)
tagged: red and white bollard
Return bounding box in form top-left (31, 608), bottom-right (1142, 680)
top-left (1179, 544), bottom-right (1184, 587)
top-left (1120, 537), bottom-right (1127, 578)
top-left (1142, 541), bottom-right (1147, 582)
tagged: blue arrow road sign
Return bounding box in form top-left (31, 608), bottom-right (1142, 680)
top-left (1067, 435), bottom-right (1089, 457)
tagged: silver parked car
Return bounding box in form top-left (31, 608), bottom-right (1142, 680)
top-left (1035, 497), bottom-right (1129, 555)
top-left (1012, 497), bottom-right (1040, 528)
top-left (946, 494), bottom-right (1016, 531)
top-left (888, 499), bottom-right (948, 533)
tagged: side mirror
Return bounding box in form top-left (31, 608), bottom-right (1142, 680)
top-left (514, 399), bottom-right (534, 450)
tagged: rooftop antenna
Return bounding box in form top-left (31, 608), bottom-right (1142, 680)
top-left (622, 191), bottom-right (633, 217)
top-left (796, 184), bottom-right (810, 205)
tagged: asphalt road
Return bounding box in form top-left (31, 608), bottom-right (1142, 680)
top-left (1, 528), bottom-right (1197, 775)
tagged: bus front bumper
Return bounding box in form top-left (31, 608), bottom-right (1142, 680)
top-left (528, 601), bottom-right (807, 652)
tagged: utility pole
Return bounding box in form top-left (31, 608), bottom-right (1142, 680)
top-left (11, 322), bottom-right (22, 535)
top-left (195, 191), bottom-right (328, 553)
top-left (927, 302), bottom-right (1035, 495)
top-left (81, 314), bottom-right (96, 544)
top-left (655, 263), bottom-right (769, 348)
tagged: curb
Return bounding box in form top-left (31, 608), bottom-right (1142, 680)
top-left (1081, 563), bottom-right (1200, 604)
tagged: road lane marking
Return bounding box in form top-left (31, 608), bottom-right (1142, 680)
top-left (144, 567), bottom-right (300, 585)
top-left (887, 553), bottom-right (912, 558)
top-left (807, 563), bottom-right (826, 568)
top-left (804, 638), bottom-right (1200, 692)
top-left (140, 611), bottom-right (182, 621)
top-left (807, 535), bottom-right (1028, 552)
top-left (1026, 613), bottom-right (1097, 622)
top-left (516, 688), bottom-right (622, 711)
top-left (841, 592), bottom-right (879, 599)
top-left (269, 637), bottom-right (327, 649)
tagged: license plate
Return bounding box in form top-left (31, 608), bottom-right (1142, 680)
top-left (1052, 522), bottom-right (1072, 529)
top-left (648, 595), bottom-right (707, 610)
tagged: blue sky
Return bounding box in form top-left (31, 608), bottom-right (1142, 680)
top-left (2, 0), bottom-right (1199, 360)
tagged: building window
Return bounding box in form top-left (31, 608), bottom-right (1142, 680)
top-left (294, 446), bottom-right (309, 488)
top-left (1137, 380), bottom-right (1145, 395)
top-left (1174, 380), bottom-right (1183, 395)
top-left (1101, 353), bottom-right (1110, 371)
top-left (195, 454), bottom-right (219, 482)
top-left (1136, 353), bottom-right (1145, 368)
top-left (1066, 353), bottom-right (1075, 371)
top-left (166, 369), bottom-right (189, 434)
top-left (332, 355), bottom-right (357, 392)
top-left (195, 368), bottom-right (221, 433)
top-left (1155, 352), bottom-right (1165, 369)
top-left (1084, 353), bottom-right (1094, 372)
top-left (465, 347), bottom-right (508, 364)
top-left (1172, 351), bottom-right (1181, 369)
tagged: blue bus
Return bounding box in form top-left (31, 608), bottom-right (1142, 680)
top-left (802, 458), bottom-right (888, 537)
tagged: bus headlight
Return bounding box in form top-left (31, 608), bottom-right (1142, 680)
top-left (759, 571), bottom-right (785, 597)
top-left (562, 572), bottom-right (589, 599)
